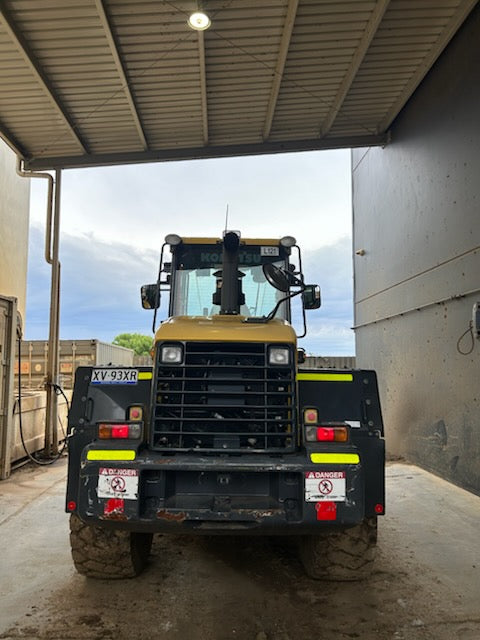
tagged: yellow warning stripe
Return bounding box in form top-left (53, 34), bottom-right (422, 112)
top-left (310, 453), bottom-right (360, 465)
top-left (86, 450), bottom-right (136, 461)
top-left (138, 371), bottom-right (153, 380)
top-left (297, 373), bottom-right (353, 382)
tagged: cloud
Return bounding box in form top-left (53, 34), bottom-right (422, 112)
top-left (26, 225), bottom-right (160, 341)
top-left (26, 226), bottom-right (354, 354)
top-left (297, 237), bottom-right (355, 355)
top-left (29, 150), bottom-right (351, 253)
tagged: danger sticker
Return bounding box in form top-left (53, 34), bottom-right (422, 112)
top-left (305, 471), bottom-right (346, 502)
top-left (98, 467), bottom-right (139, 500)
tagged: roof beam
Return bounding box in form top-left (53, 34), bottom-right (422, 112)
top-left (24, 133), bottom-right (389, 171)
top-left (320, 0), bottom-right (390, 137)
top-left (262, 0), bottom-right (299, 141)
top-left (197, 30), bottom-right (209, 145)
top-left (0, 5), bottom-right (89, 154)
top-left (378, 0), bottom-right (478, 133)
top-left (94, 0), bottom-right (149, 150)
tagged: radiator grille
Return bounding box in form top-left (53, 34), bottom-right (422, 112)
top-left (152, 342), bottom-right (295, 452)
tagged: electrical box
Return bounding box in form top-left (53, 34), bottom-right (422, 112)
top-left (0, 295), bottom-right (17, 479)
top-left (473, 302), bottom-right (480, 340)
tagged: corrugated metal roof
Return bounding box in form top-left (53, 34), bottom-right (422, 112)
top-left (0, 0), bottom-right (477, 170)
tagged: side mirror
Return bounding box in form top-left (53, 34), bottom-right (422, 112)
top-left (263, 263), bottom-right (304, 292)
top-left (141, 284), bottom-right (159, 309)
top-left (302, 285), bottom-right (321, 310)
top-left (263, 263), bottom-right (290, 292)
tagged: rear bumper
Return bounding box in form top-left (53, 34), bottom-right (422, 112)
top-left (68, 443), bottom-right (384, 534)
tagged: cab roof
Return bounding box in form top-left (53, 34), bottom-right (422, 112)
top-left (179, 237), bottom-right (281, 246)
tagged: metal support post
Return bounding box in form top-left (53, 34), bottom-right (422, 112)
top-left (45, 169), bottom-right (62, 456)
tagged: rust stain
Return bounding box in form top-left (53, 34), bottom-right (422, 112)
top-left (100, 513), bottom-right (129, 521)
top-left (156, 509), bottom-right (187, 522)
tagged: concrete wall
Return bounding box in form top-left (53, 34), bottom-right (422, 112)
top-left (352, 5), bottom-right (480, 495)
top-left (11, 391), bottom-right (70, 464)
top-left (0, 140), bottom-right (30, 323)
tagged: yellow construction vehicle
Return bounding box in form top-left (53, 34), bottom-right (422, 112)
top-left (66, 232), bottom-right (384, 580)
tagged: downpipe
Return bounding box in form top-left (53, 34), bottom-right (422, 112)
top-left (16, 159), bottom-right (62, 456)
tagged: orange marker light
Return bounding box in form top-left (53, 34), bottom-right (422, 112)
top-left (128, 406), bottom-right (143, 421)
top-left (304, 409), bottom-right (318, 424)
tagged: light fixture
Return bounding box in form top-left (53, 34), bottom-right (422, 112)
top-left (165, 233), bottom-right (182, 246)
top-left (160, 344), bottom-right (183, 365)
top-left (187, 10), bottom-right (211, 31)
top-left (280, 236), bottom-right (296, 247)
top-left (268, 346), bottom-right (290, 366)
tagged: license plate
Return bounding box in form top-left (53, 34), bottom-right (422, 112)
top-left (91, 368), bottom-right (138, 384)
top-left (98, 467), bottom-right (139, 499)
top-left (260, 246), bottom-right (279, 256)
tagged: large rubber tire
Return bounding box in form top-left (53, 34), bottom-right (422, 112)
top-left (298, 517), bottom-right (377, 581)
top-left (69, 514), bottom-right (153, 579)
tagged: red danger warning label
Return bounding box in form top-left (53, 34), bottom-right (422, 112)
top-left (304, 471), bottom-right (346, 502)
top-left (98, 467), bottom-right (138, 500)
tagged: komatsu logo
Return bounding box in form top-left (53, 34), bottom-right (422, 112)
top-left (200, 251), bottom-right (261, 265)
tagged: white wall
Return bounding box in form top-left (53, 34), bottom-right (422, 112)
top-left (352, 6), bottom-right (480, 494)
top-left (0, 140), bottom-right (30, 323)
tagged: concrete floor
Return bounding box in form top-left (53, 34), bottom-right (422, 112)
top-left (0, 458), bottom-right (479, 640)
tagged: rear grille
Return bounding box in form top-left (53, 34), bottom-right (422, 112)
top-left (152, 342), bottom-right (295, 452)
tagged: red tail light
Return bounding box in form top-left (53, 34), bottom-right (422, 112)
top-left (112, 425), bottom-right (129, 438)
top-left (316, 427), bottom-right (336, 441)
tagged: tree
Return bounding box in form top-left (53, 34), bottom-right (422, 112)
top-left (113, 333), bottom-right (152, 356)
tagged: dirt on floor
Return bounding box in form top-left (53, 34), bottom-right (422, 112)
top-left (1, 463), bottom-right (479, 640)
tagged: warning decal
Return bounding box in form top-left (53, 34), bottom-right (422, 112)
top-left (304, 471), bottom-right (346, 502)
top-left (97, 467), bottom-right (139, 500)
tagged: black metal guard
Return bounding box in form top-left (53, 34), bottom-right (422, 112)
top-left (152, 342), bottom-right (295, 453)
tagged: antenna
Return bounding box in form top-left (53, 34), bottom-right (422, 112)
top-left (224, 204), bottom-right (229, 232)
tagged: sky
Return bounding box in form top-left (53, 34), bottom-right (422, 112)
top-left (25, 149), bottom-right (355, 355)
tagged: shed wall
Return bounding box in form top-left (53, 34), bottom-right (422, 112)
top-left (0, 141), bottom-right (30, 322)
top-left (352, 5), bottom-right (480, 494)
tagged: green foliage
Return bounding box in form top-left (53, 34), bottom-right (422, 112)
top-left (113, 333), bottom-right (152, 356)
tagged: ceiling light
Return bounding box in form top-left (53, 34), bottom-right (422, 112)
top-left (187, 11), bottom-right (211, 31)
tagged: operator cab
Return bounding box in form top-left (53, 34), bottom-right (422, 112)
top-left (141, 232), bottom-right (321, 334)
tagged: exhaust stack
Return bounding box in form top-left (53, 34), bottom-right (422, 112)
top-left (219, 231), bottom-right (244, 315)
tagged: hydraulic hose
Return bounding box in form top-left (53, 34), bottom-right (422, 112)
top-left (15, 337), bottom-right (68, 466)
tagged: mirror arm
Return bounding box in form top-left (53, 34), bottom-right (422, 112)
top-left (152, 242), bottom-right (167, 333)
top-left (245, 287), bottom-right (305, 324)
top-left (293, 244), bottom-right (307, 338)
top-left (266, 287), bottom-right (304, 321)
